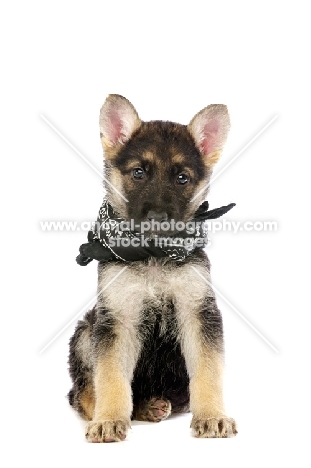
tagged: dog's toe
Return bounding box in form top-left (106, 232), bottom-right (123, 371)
top-left (133, 397), bottom-right (172, 422)
top-left (85, 419), bottom-right (130, 443)
top-left (191, 416), bottom-right (237, 438)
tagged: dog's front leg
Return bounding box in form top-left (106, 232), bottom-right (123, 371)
top-left (176, 293), bottom-right (237, 438)
top-left (85, 307), bottom-right (140, 443)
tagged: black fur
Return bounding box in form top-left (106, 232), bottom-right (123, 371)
top-left (132, 300), bottom-right (190, 414)
top-left (91, 303), bottom-right (117, 353)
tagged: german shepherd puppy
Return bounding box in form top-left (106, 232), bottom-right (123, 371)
top-left (68, 94), bottom-right (237, 442)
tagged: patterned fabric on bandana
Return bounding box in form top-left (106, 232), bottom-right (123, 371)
top-left (76, 200), bottom-right (235, 266)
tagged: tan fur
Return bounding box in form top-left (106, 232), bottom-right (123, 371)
top-left (80, 385), bottom-right (95, 421)
top-left (93, 353), bottom-right (133, 421)
top-left (121, 159), bottom-right (143, 172)
top-left (189, 350), bottom-right (224, 417)
top-left (105, 168), bottom-right (128, 218)
top-left (172, 154), bottom-right (196, 178)
top-left (140, 150), bottom-right (155, 165)
top-left (207, 150), bottom-right (222, 166)
top-left (120, 151), bottom-right (155, 173)
top-left (91, 289), bottom-right (142, 423)
top-left (171, 153), bottom-right (187, 165)
top-left (101, 138), bottom-right (124, 159)
top-left (170, 268), bottom-right (225, 416)
top-left (183, 178), bottom-right (211, 221)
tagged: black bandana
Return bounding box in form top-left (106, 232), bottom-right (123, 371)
top-left (76, 200), bottom-right (235, 266)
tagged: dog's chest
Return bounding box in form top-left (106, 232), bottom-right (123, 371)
top-left (98, 259), bottom-right (213, 321)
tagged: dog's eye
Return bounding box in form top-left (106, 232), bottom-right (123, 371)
top-left (133, 168), bottom-right (144, 179)
top-left (176, 173), bottom-right (189, 185)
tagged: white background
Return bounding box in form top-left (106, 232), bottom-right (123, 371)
top-left (1, 1), bottom-right (310, 466)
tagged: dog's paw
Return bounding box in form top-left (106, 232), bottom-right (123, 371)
top-left (85, 419), bottom-right (130, 443)
top-left (191, 416), bottom-right (237, 438)
top-left (134, 398), bottom-right (172, 422)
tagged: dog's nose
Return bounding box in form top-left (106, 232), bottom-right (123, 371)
top-left (147, 211), bottom-right (168, 222)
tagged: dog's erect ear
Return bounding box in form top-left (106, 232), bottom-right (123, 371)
top-left (99, 94), bottom-right (141, 150)
top-left (188, 104), bottom-right (230, 166)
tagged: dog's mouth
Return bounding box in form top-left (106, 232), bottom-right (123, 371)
top-left (130, 218), bottom-right (187, 237)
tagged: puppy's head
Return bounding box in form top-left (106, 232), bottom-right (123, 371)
top-left (99, 94), bottom-right (230, 234)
